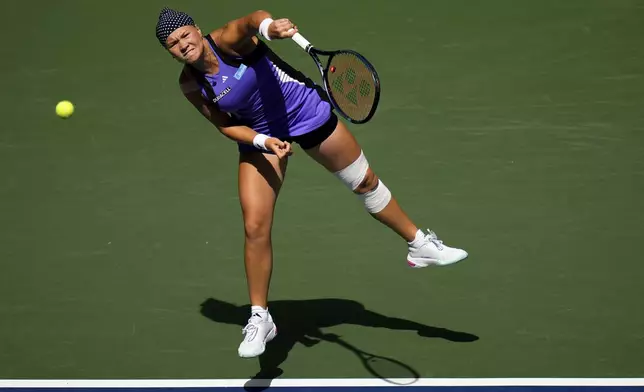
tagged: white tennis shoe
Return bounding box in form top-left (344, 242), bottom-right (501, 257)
top-left (238, 311), bottom-right (277, 358)
top-left (407, 229), bottom-right (468, 267)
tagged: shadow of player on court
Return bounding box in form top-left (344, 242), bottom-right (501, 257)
top-left (199, 297), bottom-right (479, 390)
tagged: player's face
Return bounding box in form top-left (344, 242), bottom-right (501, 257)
top-left (166, 26), bottom-right (203, 64)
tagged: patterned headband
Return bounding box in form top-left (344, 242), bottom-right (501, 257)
top-left (156, 7), bottom-right (195, 47)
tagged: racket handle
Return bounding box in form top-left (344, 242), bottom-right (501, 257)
top-left (291, 32), bottom-right (312, 51)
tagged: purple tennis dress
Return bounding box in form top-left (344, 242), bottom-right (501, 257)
top-left (196, 36), bottom-right (333, 152)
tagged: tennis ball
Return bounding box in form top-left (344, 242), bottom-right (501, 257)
top-left (55, 100), bottom-right (74, 119)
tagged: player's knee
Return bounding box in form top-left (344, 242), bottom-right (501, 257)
top-left (333, 151), bottom-right (392, 214)
top-left (358, 179), bottom-right (392, 214)
top-left (243, 217), bottom-right (271, 243)
top-left (354, 168), bottom-right (379, 194)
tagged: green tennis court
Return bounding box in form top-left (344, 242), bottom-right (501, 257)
top-left (1, 0), bottom-right (643, 380)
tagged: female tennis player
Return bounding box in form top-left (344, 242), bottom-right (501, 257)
top-left (156, 7), bottom-right (468, 358)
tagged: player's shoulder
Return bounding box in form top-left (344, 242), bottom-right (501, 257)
top-left (178, 65), bottom-right (193, 84)
top-left (178, 65), bottom-right (200, 95)
top-left (209, 25), bottom-right (260, 58)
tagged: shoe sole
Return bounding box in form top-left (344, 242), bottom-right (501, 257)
top-left (238, 325), bottom-right (278, 359)
top-left (407, 254), bottom-right (468, 268)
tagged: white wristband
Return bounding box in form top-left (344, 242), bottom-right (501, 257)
top-left (253, 134), bottom-right (270, 151)
top-left (258, 18), bottom-right (274, 41)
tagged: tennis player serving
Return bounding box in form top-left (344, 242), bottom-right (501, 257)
top-left (156, 8), bottom-right (469, 358)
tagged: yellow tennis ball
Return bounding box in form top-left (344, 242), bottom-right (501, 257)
top-left (56, 100), bottom-right (74, 119)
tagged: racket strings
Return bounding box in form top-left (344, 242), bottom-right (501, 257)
top-left (326, 53), bottom-right (377, 122)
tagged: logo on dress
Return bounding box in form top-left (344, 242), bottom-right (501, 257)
top-left (212, 86), bottom-right (231, 104)
top-left (222, 76), bottom-right (228, 83)
top-left (234, 64), bottom-right (248, 80)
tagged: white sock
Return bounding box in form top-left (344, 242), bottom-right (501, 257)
top-left (251, 305), bottom-right (269, 319)
top-left (408, 229), bottom-right (426, 247)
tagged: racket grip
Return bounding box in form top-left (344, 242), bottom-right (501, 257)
top-left (291, 32), bottom-right (311, 51)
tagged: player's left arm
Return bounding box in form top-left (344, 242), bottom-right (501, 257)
top-left (213, 10), bottom-right (299, 56)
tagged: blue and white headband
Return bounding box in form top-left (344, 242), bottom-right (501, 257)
top-left (155, 7), bottom-right (196, 47)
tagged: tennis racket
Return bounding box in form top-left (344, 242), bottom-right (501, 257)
top-left (291, 32), bottom-right (380, 124)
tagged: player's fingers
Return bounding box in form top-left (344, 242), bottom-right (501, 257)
top-left (266, 139), bottom-right (282, 155)
top-left (278, 19), bottom-right (295, 29)
top-left (268, 137), bottom-right (283, 147)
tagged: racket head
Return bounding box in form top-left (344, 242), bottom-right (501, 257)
top-left (314, 49), bottom-right (381, 124)
top-left (364, 354), bottom-right (420, 385)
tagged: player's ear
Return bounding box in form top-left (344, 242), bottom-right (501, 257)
top-left (195, 25), bottom-right (202, 35)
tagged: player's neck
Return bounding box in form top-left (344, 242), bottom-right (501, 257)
top-left (193, 43), bottom-right (219, 75)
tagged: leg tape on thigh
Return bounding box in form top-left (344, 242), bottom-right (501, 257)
top-left (333, 150), bottom-right (369, 191)
top-left (359, 180), bottom-right (392, 214)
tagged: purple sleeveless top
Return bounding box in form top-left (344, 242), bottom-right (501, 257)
top-left (196, 36), bottom-right (332, 138)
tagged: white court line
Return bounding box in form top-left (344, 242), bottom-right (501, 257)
top-left (0, 379), bottom-right (644, 388)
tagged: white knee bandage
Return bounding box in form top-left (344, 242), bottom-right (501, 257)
top-left (333, 151), bottom-right (369, 191)
top-left (359, 179), bottom-right (392, 214)
top-left (333, 151), bottom-right (392, 214)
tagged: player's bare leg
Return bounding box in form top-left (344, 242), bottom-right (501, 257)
top-left (304, 120), bottom-right (418, 241)
top-left (236, 151), bottom-right (285, 357)
top-left (305, 120), bottom-right (468, 267)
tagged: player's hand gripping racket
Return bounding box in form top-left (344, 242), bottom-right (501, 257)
top-left (291, 32), bottom-right (380, 124)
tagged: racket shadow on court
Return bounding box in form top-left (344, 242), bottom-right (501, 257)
top-left (199, 298), bottom-right (478, 390)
